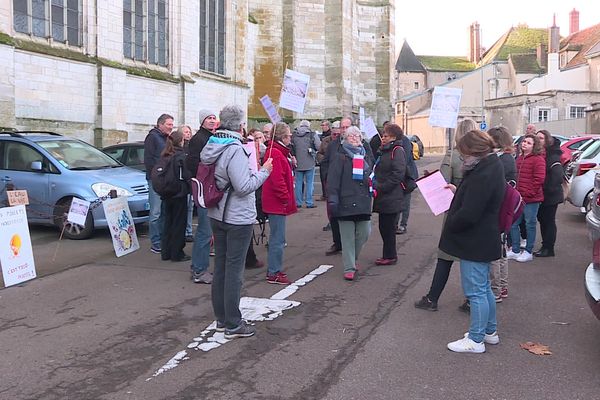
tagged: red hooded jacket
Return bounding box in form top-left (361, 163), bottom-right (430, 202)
top-left (262, 141), bottom-right (298, 216)
top-left (515, 152), bottom-right (546, 203)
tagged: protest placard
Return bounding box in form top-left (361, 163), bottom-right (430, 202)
top-left (279, 69), bottom-right (310, 114)
top-left (102, 197), bottom-right (139, 257)
top-left (429, 86), bottom-right (463, 129)
top-left (0, 205), bottom-right (36, 287)
top-left (7, 190), bottom-right (29, 206)
top-left (259, 95), bottom-right (282, 124)
top-left (67, 198), bottom-right (91, 227)
top-left (362, 117), bottom-right (380, 140)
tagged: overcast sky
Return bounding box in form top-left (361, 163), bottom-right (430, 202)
top-left (395, 2), bottom-right (600, 57)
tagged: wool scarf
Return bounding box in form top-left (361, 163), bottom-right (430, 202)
top-left (342, 142), bottom-right (367, 180)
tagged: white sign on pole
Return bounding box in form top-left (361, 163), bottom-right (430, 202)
top-left (102, 197), bottom-right (140, 257)
top-left (429, 86), bottom-right (463, 129)
top-left (359, 107), bottom-right (365, 129)
top-left (0, 205), bottom-right (36, 287)
top-left (362, 117), bottom-right (380, 140)
top-left (259, 95), bottom-right (282, 124)
top-left (67, 198), bottom-right (91, 227)
top-left (279, 69), bottom-right (310, 114)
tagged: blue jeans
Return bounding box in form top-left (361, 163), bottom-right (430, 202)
top-left (510, 202), bottom-right (540, 253)
top-left (295, 168), bottom-right (315, 206)
top-left (147, 180), bottom-right (163, 248)
top-left (191, 206), bottom-right (212, 274)
top-left (460, 259), bottom-right (497, 343)
top-left (267, 214), bottom-right (286, 275)
top-left (210, 219), bottom-right (253, 329)
top-left (185, 194), bottom-right (194, 237)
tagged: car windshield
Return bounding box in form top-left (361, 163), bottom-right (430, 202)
top-left (38, 140), bottom-right (122, 170)
top-left (579, 139), bottom-right (600, 160)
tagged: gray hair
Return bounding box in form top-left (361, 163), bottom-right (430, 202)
top-left (299, 120), bottom-right (310, 127)
top-left (342, 126), bottom-right (363, 141)
top-left (332, 121), bottom-right (340, 128)
top-left (455, 118), bottom-right (478, 144)
top-left (219, 105), bottom-right (245, 131)
top-left (262, 123), bottom-right (273, 131)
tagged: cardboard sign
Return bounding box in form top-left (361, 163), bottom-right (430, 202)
top-left (7, 190), bottom-right (29, 206)
top-left (67, 198), bottom-right (91, 227)
top-left (102, 197), bottom-right (140, 257)
top-left (0, 205), bottom-right (36, 287)
top-left (279, 69), bottom-right (310, 114)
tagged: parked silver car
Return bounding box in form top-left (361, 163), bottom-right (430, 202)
top-left (567, 139), bottom-right (600, 213)
top-left (585, 173), bottom-right (600, 320)
top-left (0, 131), bottom-right (149, 239)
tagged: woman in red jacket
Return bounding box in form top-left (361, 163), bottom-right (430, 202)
top-left (507, 134), bottom-right (546, 262)
top-left (262, 122), bottom-right (298, 285)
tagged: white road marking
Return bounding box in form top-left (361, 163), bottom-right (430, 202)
top-left (148, 264), bottom-right (334, 379)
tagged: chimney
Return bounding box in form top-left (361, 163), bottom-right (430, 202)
top-left (548, 14), bottom-right (560, 53)
top-left (469, 22), bottom-right (481, 63)
top-left (569, 8), bottom-right (580, 35)
top-left (537, 43), bottom-right (548, 69)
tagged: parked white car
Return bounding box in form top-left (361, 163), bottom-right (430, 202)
top-left (567, 139), bottom-right (600, 213)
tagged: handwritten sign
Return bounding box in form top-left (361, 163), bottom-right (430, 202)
top-left (279, 69), bottom-right (310, 114)
top-left (0, 205), bottom-right (36, 287)
top-left (7, 190), bottom-right (29, 206)
top-left (102, 197), bottom-right (139, 257)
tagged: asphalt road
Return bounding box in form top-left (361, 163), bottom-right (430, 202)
top-left (1, 156), bottom-right (598, 399)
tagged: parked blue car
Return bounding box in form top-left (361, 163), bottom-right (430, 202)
top-left (0, 131), bottom-right (149, 239)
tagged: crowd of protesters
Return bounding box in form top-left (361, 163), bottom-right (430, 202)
top-left (143, 107), bottom-right (563, 349)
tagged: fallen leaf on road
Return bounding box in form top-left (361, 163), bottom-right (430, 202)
top-left (520, 341), bottom-right (552, 355)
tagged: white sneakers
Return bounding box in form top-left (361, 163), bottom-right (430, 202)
top-left (506, 249), bottom-right (520, 260)
top-left (447, 336), bottom-right (486, 353)
top-left (516, 251), bottom-right (533, 262)
top-left (447, 331), bottom-right (500, 353)
top-left (507, 249), bottom-right (534, 263)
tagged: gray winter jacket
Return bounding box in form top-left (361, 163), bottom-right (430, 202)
top-left (292, 126), bottom-right (321, 171)
top-left (200, 129), bottom-right (270, 225)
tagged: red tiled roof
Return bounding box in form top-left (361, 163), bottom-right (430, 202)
top-left (560, 23), bottom-right (600, 69)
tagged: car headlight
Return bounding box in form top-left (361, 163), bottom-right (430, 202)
top-left (92, 183), bottom-right (133, 197)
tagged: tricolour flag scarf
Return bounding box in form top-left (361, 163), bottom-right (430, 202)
top-left (352, 154), bottom-right (364, 180)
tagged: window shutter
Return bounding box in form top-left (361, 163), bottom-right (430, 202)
top-left (550, 108), bottom-right (558, 121)
top-left (566, 106), bottom-right (571, 119)
top-left (530, 107), bottom-right (538, 123)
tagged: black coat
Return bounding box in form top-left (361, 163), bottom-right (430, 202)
top-left (542, 139), bottom-right (564, 205)
top-left (373, 140), bottom-right (406, 214)
top-left (439, 154), bottom-right (505, 262)
top-left (498, 152), bottom-right (517, 183)
top-left (185, 127), bottom-right (213, 176)
top-left (144, 127), bottom-right (168, 180)
top-left (326, 145), bottom-right (373, 219)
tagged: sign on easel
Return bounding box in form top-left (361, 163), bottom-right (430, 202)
top-left (0, 205), bottom-right (36, 287)
top-left (102, 197), bottom-right (140, 257)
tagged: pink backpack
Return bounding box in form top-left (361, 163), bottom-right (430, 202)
top-left (498, 182), bottom-right (525, 233)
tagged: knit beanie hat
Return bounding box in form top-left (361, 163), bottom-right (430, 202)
top-left (198, 109), bottom-right (215, 128)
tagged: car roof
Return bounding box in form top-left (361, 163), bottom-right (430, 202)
top-left (0, 130), bottom-right (81, 143)
top-left (102, 141), bottom-right (144, 149)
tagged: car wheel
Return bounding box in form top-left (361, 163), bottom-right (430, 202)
top-left (53, 197), bottom-right (94, 240)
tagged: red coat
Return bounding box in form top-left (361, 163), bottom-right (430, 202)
top-left (515, 153), bottom-right (546, 203)
top-left (262, 141), bottom-right (297, 216)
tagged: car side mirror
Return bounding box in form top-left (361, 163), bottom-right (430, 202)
top-left (30, 161), bottom-right (43, 171)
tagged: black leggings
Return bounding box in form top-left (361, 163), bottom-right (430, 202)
top-left (537, 203), bottom-right (558, 250)
top-left (378, 213), bottom-right (398, 259)
top-left (426, 258), bottom-right (454, 302)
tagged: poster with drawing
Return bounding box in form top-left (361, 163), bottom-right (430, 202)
top-left (0, 205), bottom-right (36, 287)
top-left (279, 69), bottom-right (310, 114)
top-left (429, 86), bottom-right (463, 129)
top-left (67, 198), bottom-right (90, 227)
top-left (102, 197), bottom-right (139, 257)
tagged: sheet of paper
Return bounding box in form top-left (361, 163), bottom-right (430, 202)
top-left (279, 69), bottom-right (310, 114)
top-left (259, 94), bottom-right (282, 124)
top-left (416, 170), bottom-right (454, 216)
top-left (429, 86), bottom-right (463, 129)
top-left (362, 117), bottom-right (379, 140)
top-left (67, 197), bottom-right (90, 226)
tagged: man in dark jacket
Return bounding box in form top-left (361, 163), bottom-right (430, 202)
top-left (185, 109), bottom-right (217, 284)
top-left (144, 113), bottom-right (174, 254)
top-left (317, 120), bottom-right (331, 200)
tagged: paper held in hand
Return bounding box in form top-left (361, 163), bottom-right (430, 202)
top-left (415, 170), bottom-right (454, 216)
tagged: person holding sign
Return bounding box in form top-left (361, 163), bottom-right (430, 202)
top-left (372, 123), bottom-right (406, 265)
top-left (262, 123), bottom-right (297, 285)
top-left (441, 130), bottom-right (505, 353)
